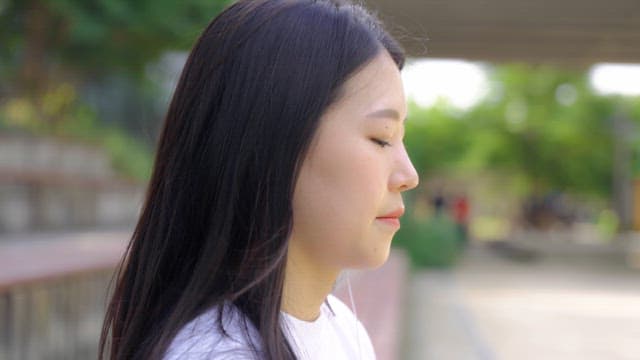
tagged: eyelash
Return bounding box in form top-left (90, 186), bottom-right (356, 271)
top-left (371, 138), bottom-right (391, 148)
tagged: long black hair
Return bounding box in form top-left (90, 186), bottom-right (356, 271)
top-left (99, 0), bottom-right (405, 358)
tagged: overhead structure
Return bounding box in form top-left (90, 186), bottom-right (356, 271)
top-left (365, 0), bottom-right (640, 64)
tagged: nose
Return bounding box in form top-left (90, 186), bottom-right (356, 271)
top-left (389, 145), bottom-right (419, 192)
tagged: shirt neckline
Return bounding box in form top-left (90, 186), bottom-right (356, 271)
top-left (281, 300), bottom-right (330, 325)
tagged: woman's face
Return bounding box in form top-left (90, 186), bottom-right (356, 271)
top-left (290, 51), bottom-right (419, 271)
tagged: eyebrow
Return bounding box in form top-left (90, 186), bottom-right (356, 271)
top-left (365, 108), bottom-right (407, 122)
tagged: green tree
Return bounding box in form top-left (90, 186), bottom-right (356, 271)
top-left (465, 64), bottom-right (616, 197)
top-left (0, 0), bottom-right (229, 181)
top-left (0, 0), bottom-right (229, 95)
top-left (404, 101), bottom-right (471, 177)
top-left (404, 64), bottom-right (623, 200)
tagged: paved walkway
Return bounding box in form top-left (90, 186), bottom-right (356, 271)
top-left (403, 245), bottom-right (640, 360)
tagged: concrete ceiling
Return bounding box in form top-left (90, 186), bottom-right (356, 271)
top-left (365, 0), bottom-right (640, 65)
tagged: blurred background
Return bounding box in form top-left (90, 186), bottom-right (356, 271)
top-left (1, 0), bottom-right (639, 359)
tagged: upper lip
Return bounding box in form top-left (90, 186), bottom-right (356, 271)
top-left (377, 207), bottom-right (405, 218)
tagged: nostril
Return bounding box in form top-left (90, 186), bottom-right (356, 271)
top-left (405, 173), bottom-right (419, 191)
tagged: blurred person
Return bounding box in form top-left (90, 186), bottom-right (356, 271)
top-left (99, 0), bottom-right (418, 359)
top-left (452, 193), bottom-right (470, 245)
top-left (431, 189), bottom-right (446, 216)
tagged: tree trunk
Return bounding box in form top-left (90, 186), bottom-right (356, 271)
top-left (20, 0), bottom-right (50, 97)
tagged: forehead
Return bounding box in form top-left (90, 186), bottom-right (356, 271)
top-left (329, 52), bottom-right (407, 117)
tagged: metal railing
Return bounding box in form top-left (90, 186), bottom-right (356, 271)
top-left (0, 231), bottom-right (128, 360)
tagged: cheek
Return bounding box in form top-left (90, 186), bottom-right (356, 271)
top-left (291, 137), bottom-right (387, 254)
top-left (305, 138), bottom-right (384, 217)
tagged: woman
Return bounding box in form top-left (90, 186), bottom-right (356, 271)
top-left (99, 0), bottom-right (418, 359)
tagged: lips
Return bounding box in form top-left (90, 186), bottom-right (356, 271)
top-left (377, 207), bottom-right (405, 219)
top-left (376, 207), bottom-right (404, 228)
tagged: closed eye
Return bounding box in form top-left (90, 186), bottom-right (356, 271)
top-left (371, 138), bottom-right (391, 148)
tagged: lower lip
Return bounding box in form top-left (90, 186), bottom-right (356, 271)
top-left (376, 217), bottom-right (400, 228)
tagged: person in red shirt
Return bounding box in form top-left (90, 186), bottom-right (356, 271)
top-left (452, 193), bottom-right (470, 245)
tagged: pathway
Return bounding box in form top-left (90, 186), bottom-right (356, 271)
top-left (403, 245), bottom-right (640, 360)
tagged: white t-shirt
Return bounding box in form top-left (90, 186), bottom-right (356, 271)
top-left (164, 294), bottom-right (375, 359)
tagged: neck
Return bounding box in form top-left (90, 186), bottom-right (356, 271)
top-left (282, 242), bottom-right (340, 322)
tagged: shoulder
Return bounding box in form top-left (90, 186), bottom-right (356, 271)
top-left (164, 303), bottom-right (263, 360)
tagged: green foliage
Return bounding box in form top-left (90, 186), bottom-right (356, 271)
top-left (398, 65), bottom-right (639, 267)
top-left (596, 209), bottom-right (619, 238)
top-left (405, 101), bottom-right (470, 176)
top-left (0, 0), bottom-right (223, 181)
top-left (102, 127), bottom-right (153, 181)
top-left (0, 92), bottom-right (153, 182)
top-left (0, 0), bottom-right (230, 78)
top-left (465, 65), bottom-right (616, 197)
top-left (393, 215), bottom-right (462, 268)
top-left (404, 64), bottom-right (631, 199)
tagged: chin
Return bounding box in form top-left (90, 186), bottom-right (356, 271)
top-left (354, 243), bottom-right (392, 270)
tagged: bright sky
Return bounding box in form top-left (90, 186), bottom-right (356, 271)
top-left (402, 59), bottom-right (640, 109)
top-left (157, 54), bottom-right (640, 109)
top-left (589, 63), bottom-right (640, 96)
top-left (401, 58), bottom-right (489, 110)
